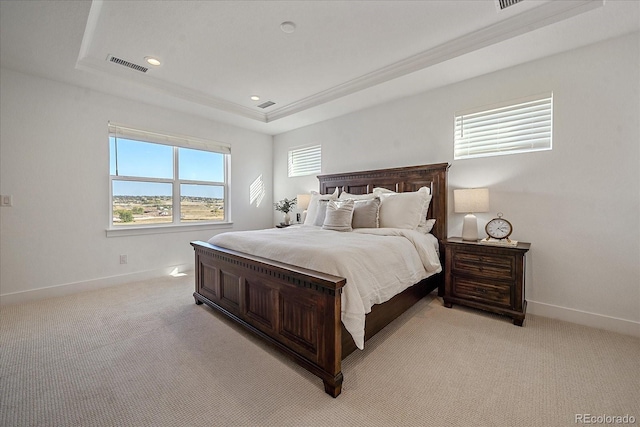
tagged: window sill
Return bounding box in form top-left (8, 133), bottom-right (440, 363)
top-left (106, 222), bottom-right (233, 237)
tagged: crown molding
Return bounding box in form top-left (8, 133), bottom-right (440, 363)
top-left (77, 0), bottom-right (602, 125)
top-left (265, 0), bottom-right (603, 122)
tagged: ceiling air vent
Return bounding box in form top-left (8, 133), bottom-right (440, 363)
top-left (496, 0), bottom-right (523, 11)
top-left (257, 101), bottom-right (276, 109)
top-left (107, 55), bottom-right (148, 73)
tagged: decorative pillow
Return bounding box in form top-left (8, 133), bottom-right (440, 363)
top-left (351, 197), bottom-right (380, 228)
top-left (378, 187), bottom-right (432, 230)
top-left (303, 188), bottom-right (339, 226)
top-left (322, 200), bottom-right (355, 232)
top-left (313, 200), bottom-right (330, 226)
top-left (339, 191), bottom-right (376, 200)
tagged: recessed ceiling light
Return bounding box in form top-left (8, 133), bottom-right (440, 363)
top-left (145, 56), bottom-right (161, 66)
top-left (250, 95), bottom-right (260, 101)
top-left (280, 21), bottom-right (296, 34)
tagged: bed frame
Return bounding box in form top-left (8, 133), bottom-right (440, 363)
top-left (191, 163), bottom-right (449, 397)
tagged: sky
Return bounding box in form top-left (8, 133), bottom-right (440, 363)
top-left (109, 137), bottom-right (224, 198)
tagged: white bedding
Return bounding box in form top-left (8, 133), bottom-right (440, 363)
top-left (207, 225), bottom-right (441, 350)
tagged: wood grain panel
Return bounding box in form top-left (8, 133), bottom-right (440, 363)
top-left (280, 295), bottom-right (318, 354)
top-left (342, 184), bottom-right (368, 195)
top-left (219, 271), bottom-right (240, 310)
top-left (452, 277), bottom-right (511, 306)
top-left (245, 279), bottom-right (275, 330)
top-left (199, 262), bottom-right (219, 302)
top-left (452, 252), bottom-right (515, 280)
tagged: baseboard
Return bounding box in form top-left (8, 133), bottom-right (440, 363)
top-left (527, 300), bottom-right (640, 338)
top-left (0, 264), bottom-right (194, 306)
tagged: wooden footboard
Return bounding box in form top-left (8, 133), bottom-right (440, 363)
top-left (191, 240), bottom-right (346, 397)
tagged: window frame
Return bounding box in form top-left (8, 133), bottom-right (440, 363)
top-left (454, 92), bottom-right (553, 160)
top-left (107, 123), bottom-right (231, 235)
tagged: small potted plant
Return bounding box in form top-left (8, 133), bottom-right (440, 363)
top-left (274, 197), bottom-right (297, 225)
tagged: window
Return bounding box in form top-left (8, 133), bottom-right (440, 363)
top-left (454, 93), bottom-right (552, 160)
top-left (288, 145), bottom-right (321, 177)
top-left (108, 123), bottom-right (230, 227)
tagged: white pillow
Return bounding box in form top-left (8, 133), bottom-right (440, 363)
top-left (322, 200), bottom-right (355, 232)
top-left (419, 218), bottom-right (436, 234)
top-left (303, 188), bottom-right (339, 226)
top-left (339, 191), bottom-right (376, 200)
top-left (372, 187), bottom-right (396, 196)
top-left (378, 186), bottom-right (432, 230)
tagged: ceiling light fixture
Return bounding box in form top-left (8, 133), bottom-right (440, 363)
top-left (144, 56), bottom-right (161, 66)
top-left (250, 95), bottom-right (260, 101)
top-left (280, 21), bottom-right (296, 34)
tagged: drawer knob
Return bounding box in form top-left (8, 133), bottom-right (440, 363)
top-left (476, 287), bottom-right (487, 294)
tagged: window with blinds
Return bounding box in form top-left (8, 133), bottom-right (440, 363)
top-left (288, 145), bottom-right (321, 177)
top-left (454, 93), bottom-right (553, 160)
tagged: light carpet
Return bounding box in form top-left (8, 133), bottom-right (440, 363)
top-left (1, 274), bottom-right (638, 427)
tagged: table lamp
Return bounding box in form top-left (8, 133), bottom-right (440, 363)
top-left (454, 188), bottom-right (489, 241)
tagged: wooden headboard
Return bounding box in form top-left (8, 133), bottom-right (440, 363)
top-left (317, 163), bottom-right (449, 243)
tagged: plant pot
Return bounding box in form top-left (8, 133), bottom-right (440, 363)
top-left (283, 212), bottom-right (291, 225)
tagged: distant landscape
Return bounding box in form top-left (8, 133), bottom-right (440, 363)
top-left (113, 195), bottom-right (224, 224)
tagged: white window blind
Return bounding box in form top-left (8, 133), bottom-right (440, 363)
top-left (454, 93), bottom-right (552, 160)
top-left (108, 122), bottom-right (231, 154)
top-left (288, 145), bottom-right (321, 177)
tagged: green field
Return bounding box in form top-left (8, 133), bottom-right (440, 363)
top-left (113, 196), bottom-right (224, 225)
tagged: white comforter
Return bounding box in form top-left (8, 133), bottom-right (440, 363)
top-left (207, 226), bottom-right (441, 350)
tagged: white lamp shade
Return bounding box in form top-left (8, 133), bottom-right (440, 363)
top-left (454, 188), bottom-right (490, 213)
top-left (297, 194), bottom-right (311, 210)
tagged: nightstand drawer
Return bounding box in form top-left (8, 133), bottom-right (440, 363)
top-left (451, 252), bottom-right (514, 280)
top-left (452, 277), bottom-right (511, 306)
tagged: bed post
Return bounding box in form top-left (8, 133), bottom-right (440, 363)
top-left (323, 289), bottom-right (343, 397)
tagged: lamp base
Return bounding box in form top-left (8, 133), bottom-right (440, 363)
top-left (461, 213), bottom-right (479, 241)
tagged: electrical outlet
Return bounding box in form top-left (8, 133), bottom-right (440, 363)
top-left (119, 254), bottom-right (128, 264)
top-left (0, 195), bottom-right (12, 207)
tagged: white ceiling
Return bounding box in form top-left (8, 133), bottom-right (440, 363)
top-left (1, 0), bottom-right (638, 135)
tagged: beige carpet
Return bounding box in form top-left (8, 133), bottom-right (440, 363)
top-left (1, 274), bottom-right (638, 427)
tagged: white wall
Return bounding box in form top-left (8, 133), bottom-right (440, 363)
top-left (274, 33), bottom-right (640, 335)
top-left (0, 69), bottom-right (273, 302)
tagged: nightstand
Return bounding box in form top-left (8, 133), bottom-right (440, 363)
top-left (443, 237), bottom-right (530, 326)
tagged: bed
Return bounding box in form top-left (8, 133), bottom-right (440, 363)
top-left (191, 163), bottom-right (449, 397)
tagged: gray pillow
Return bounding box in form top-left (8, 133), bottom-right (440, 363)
top-left (352, 197), bottom-right (380, 228)
top-left (313, 200), bottom-right (329, 226)
top-left (322, 200), bottom-right (355, 232)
